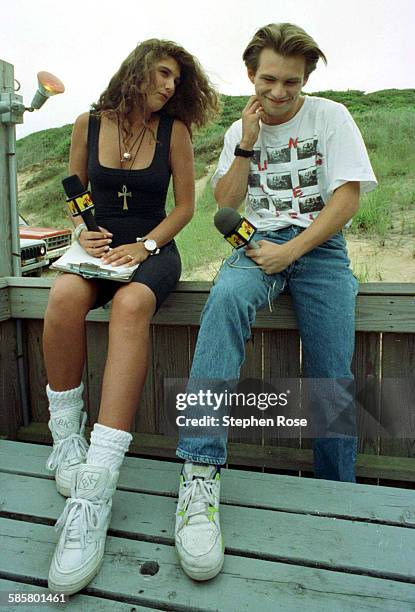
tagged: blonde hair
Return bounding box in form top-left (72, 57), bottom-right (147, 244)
top-left (243, 23), bottom-right (327, 77)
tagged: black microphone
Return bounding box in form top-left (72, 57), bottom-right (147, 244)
top-left (214, 208), bottom-right (259, 249)
top-left (62, 175), bottom-right (100, 232)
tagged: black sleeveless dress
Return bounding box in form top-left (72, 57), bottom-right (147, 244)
top-left (86, 112), bottom-right (181, 311)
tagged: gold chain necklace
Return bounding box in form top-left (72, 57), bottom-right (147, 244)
top-left (116, 116), bottom-right (147, 211)
top-left (117, 115), bottom-right (146, 163)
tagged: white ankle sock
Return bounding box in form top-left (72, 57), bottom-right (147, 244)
top-left (47, 383), bottom-right (84, 414)
top-left (87, 423), bottom-right (132, 471)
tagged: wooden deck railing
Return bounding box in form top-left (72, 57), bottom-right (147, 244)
top-left (1, 276), bottom-right (414, 483)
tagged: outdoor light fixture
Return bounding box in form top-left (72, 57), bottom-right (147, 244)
top-left (0, 70), bottom-right (65, 124)
top-left (30, 71), bottom-right (65, 110)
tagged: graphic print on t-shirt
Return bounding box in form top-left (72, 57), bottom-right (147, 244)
top-left (248, 134), bottom-right (324, 219)
top-left (250, 196), bottom-right (270, 212)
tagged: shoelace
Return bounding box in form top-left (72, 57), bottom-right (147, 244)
top-left (178, 477), bottom-right (217, 531)
top-left (46, 411), bottom-right (89, 471)
top-left (55, 496), bottom-right (101, 550)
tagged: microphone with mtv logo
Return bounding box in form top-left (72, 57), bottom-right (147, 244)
top-left (214, 207), bottom-right (259, 249)
top-left (62, 174), bottom-right (101, 232)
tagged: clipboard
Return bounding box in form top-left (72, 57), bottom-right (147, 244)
top-left (51, 241), bottom-right (139, 282)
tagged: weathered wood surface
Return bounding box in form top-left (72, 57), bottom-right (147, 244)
top-left (0, 282), bottom-right (10, 323)
top-left (1, 441), bottom-right (415, 525)
top-left (12, 424), bottom-right (415, 482)
top-left (0, 440), bottom-right (415, 610)
top-left (17, 317), bottom-right (415, 475)
top-left (5, 278), bottom-right (415, 332)
top-left (0, 320), bottom-right (20, 439)
top-left (353, 331), bottom-right (381, 458)
top-left (263, 329), bottom-right (301, 451)
top-left (381, 333), bottom-right (415, 459)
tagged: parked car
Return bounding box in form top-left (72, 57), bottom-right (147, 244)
top-left (19, 214), bottom-right (72, 263)
top-left (20, 237), bottom-right (49, 276)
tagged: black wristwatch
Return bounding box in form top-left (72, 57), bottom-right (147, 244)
top-left (234, 144), bottom-right (254, 158)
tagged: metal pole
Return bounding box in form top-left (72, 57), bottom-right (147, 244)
top-left (6, 122), bottom-right (29, 425)
top-left (6, 116), bottom-right (21, 276)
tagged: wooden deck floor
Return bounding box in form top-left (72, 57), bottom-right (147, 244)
top-left (0, 440), bottom-right (415, 611)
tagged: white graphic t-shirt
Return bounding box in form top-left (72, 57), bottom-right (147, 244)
top-left (211, 96), bottom-right (378, 231)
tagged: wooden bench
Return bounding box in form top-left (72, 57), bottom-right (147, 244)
top-left (1, 438), bottom-right (415, 610)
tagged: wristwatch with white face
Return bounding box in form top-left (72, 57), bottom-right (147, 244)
top-left (136, 237), bottom-right (160, 255)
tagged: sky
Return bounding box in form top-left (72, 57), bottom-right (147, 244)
top-left (2, 0), bottom-right (414, 139)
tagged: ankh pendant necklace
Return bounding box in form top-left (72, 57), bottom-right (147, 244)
top-left (117, 114), bottom-right (147, 211)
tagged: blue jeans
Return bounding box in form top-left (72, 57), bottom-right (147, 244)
top-left (177, 227), bottom-right (359, 482)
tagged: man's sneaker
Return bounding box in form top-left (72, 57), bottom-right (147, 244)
top-left (46, 408), bottom-right (89, 497)
top-left (175, 462), bottom-right (224, 581)
top-left (48, 463), bottom-right (118, 595)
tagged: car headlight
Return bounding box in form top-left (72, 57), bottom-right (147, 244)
top-left (40, 245), bottom-right (46, 256)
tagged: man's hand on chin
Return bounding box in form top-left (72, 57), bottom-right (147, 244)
top-left (245, 240), bottom-right (296, 274)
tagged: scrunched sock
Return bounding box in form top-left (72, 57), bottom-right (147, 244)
top-left (46, 382), bottom-right (84, 415)
top-left (86, 422), bottom-right (132, 471)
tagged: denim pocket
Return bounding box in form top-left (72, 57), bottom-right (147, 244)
top-left (324, 232), bottom-right (347, 250)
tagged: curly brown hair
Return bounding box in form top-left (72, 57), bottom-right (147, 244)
top-left (92, 39), bottom-right (219, 136)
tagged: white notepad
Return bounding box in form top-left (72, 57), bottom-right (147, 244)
top-left (51, 241), bottom-right (139, 282)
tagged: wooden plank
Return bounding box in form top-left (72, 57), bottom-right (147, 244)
top-left (0, 320), bottom-right (20, 438)
top-left (153, 325), bottom-right (190, 435)
top-left (264, 330), bottom-right (301, 454)
top-left (8, 283), bottom-right (415, 332)
top-left (357, 283), bottom-right (415, 295)
top-left (352, 332), bottom-right (381, 457)
top-left (1, 473), bottom-right (415, 581)
top-left (14, 423), bottom-right (415, 481)
top-left (1, 519), bottom-right (414, 612)
top-left (25, 320), bottom-right (48, 423)
top-left (0, 579), bottom-right (150, 611)
top-left (1, 440), bottom-right (415, 525)
top-left (380, 333), bottom-right (415, 459)
top-left (355, 295), bottom-right (415, 332)
top-left (0, 284), bottom-right (10, 323)
top-left (6, 276), bottom-right (415, 295)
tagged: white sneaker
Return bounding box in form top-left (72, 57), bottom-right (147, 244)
top-left (48, 464), bottom-right (118, 595)
top-left (175, 462), bottom-right (224, 581)
top-left (46, 408), bottom-right (89, 497)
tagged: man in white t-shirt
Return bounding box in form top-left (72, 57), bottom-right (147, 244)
top-left (174, 22), bottom-right (377, 582)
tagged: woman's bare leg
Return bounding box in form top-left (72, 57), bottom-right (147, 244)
top-left (43, 273), bottom-right (99, 390)
top-left (98, 282), bottom-right (156, 431)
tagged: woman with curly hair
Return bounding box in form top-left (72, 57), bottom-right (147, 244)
top-left (43, 39), bottom-right (219, 595)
